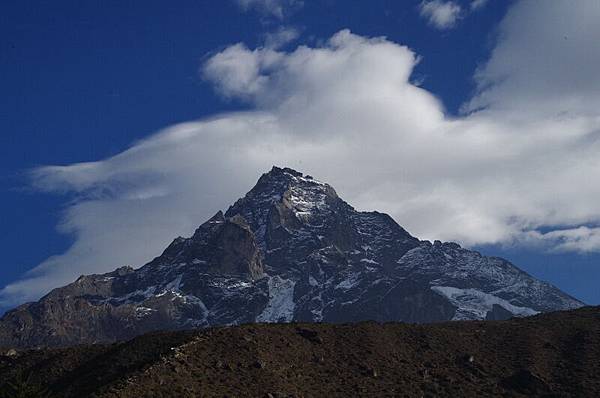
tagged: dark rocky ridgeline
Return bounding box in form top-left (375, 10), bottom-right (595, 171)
top-left (0, 166), bottom-right (585, 348)
top-left (0, 306), bottom-right (599, 397)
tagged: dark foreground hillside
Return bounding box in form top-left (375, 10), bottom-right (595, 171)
top-left (1, 307), bottom-right (599, 397)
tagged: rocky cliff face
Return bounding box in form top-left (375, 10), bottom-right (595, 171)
top-left (0, 166), bottom-right (584, 348)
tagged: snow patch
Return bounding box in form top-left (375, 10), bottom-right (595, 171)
top-left (256, 276), bottom-right (296, 323)
top-left (431, 286), bottom-right (539, 320)
top-left (165, 274), bottom-right (183, 291)
top-left (360, 258), bottom-right (379, 265)
top-left (112, 286), bottom-right (156, 304)
top-left (335, 272), bottom-right (361, 290)
top-left (134, 306), bottom-right (156, 319)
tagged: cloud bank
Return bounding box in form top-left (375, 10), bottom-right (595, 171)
top-left (3, 0), bottom-right (600, 307)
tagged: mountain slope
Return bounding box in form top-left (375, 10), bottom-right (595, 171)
top-left (0, 166), bottom-right (583, 348)
top-left (1, 306), bottom-right (599, 397)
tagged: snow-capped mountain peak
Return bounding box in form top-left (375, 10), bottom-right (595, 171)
top-left (0, 166), bottom-right (584, 348)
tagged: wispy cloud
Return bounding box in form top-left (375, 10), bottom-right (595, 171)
top-left (418, 0), bottom-right (462, 30)
top-left (470, 0), bottom-right (489, 11)
top-left (525, 227), bottom-right (600, 253)
top-left (236, 0), bottom-right (303, 20)
top-left (418, 0), bottom-right (489, 30)
top-left (3, 1), bottom-right (600, 307)
top-left (263, 26), bottom-right (300, 49)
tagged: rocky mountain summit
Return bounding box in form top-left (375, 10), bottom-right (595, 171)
top-left (0, 166), bottom-right (584, 348)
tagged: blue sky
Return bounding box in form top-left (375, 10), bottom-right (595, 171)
top-left (1, 0), bottom-right (599, 312)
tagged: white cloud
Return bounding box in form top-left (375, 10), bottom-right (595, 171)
top-left (470, 0), bottom-right (488, 11)
top-left (418, 0), bottom-right (462, 30)
top-left (263, 26), bottom-right (300, 49)
top-left (236, 0), bottom-right (303, 19)
top-left (525, 227), bottom-right (600, 254)
top-left (3, 1), bottom-right (600, 307)
top-left (465, 0), bottom-right (600, 117)
top-left (202, 43), bottom-right (283, 100)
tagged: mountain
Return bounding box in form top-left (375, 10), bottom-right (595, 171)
top-left (0, 166), bottom-right (583, 348)
top-left (2, 306), bottom-right (599, 397)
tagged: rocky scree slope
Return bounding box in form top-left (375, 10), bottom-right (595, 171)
top-left (1, 306), bottom-right (599, 397)
top-left (0, 167), bottom-right (583, 348)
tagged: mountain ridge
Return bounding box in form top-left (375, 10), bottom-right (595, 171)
top-left (0, 166), bottom-right (583, 348)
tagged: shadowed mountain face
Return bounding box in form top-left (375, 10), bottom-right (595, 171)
top-left (0, 167), bottom-right (584, 348)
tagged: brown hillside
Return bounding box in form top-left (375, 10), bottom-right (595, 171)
top-left (1, 306), bottom-right (599, 397)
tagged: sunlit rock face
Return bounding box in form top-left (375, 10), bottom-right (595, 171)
top-left (0, 166), bottom-right (584, 348)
